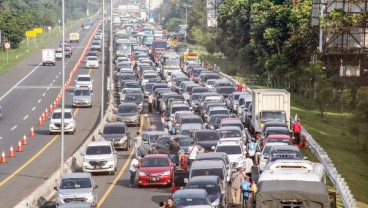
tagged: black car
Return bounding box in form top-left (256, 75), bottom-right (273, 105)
top-left (100, 122), bottom-right (130, 150)
top-left (185, 176), bottom-right (228, 208)
top-left (155, 135), bottom-right (203, 154)
top-left (191, 130), bottom-right (220, 152)
top-left (173, 189), bottom-right (212, 207)
top-left (215, 86), bottom-right (236, 99)
top-left (206, 114), bottom-right (230, 130)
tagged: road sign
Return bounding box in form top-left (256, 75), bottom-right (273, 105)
top-left (26, 31), bottom-right (36, 37)
top-left (34, 28), bottom-right (43, 34)
top-left (47, 26), bottom-right (52, 31)
top-left (4, 42), bottom-right (10, 49)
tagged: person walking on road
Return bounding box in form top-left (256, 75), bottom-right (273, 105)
top-left (148, 93), bottom-right (153, 113)
top-left (187, 141), bottom-right (199, 166)
top-left (134, 132), bottom-right (142, 158)
top-left (129, 157), bottom-right (142, 187)
top-left (150, 144), bottom-right (158, 154)
top-left (165, 197), bottom-right (176, 208)
top-left (241, 175), bottom-right (252, 208)
top-left (148, 122), bottom-right (157, 131)
top-left (230, 166), bottom-right (243, 207)
top-left (169, 137), bottom-right (180, 165)
top-left (244, 153), bottom-right (254, 177)
top-left (293, 118), bottom-right (302, 144)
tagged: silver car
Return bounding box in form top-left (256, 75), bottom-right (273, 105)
top-left (55, 172), bottom-right (97, 206)
top-left (72, 87), bottom-right (93, 108)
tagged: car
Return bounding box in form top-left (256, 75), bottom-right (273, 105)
top-left (64, 46), bottom-right (73, 58)
top-left (219, 118), bottom-right (246, 137)
top-left (191, 130), bottom-right (221, 153)
top-left (263, 126), bottom-right (291, 139)
top-left (86, 56), bottom-right (99, 69)
top-left (201, 102), bottom-right (225, 120)
top-left (264, 134), bottom-right (294, 145)
top-left (170, 104), bottom-right (191, 120)
top-left (90, 40), bottom-right (101, 51)
top-left (100, 122), bottom-right (131, 150)
top-left (116, 103), bottom-right (140, 126)
top-left (156, 135), bottom-right (193, 154)
top-left (214, 138), bottom-right (246, 171)
top-left (218, 126), bottom-right (243, 141)
top-left (71, 87), bottom-right (92, 108)
top-left (82, 141), bottom-right (117, 175)
top-left (119, 88), bottom-right (142, 103)
top-left (49, 108), bottom-right (76, 134)
top-left (138, 154), bottom-right (175, 187)
top-left (205, 114), bottom-right (229, 130)
top-left (189, 93), bottom-right (202, 111)
top-left (55, 48), bottom-right (63, 59)
top-left (142, 131), bottom-right (169, 146)
top-left (227, 92), bottom-right (251, 112)
top-left (262, 121), bottom-right (289, 134)
top-left (259, 142), bottom-right (288, 171)
top-left (121, 93), bottom-right (143, 113)
top-left (173, 189), bottom-right (213, 207)
top-left (185, 176), bottom-right (228, 208)
top-left (86, 51), bottom-right (98, 60)
top-left (58, 202), bottom-right (94, 208)
top-left (206, 106), bottom-right (229, 122)
top-left (177, 123), bottom-right (204, 136)
top-left (267, 145), bottom-right (306, 163)
top-left (175, 114), bottom-right (203, 133)
top-left (76, 74), bottom-right (93, 91)
top-left (189, 160), bottom-right (228, 183)
top-left (54, 173), bottom-right (97, 206)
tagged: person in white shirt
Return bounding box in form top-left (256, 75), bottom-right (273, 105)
top-left (187, 141), bottom-right (199, 166)
top-left (244, 153), bottom-right (254, 177)
top-left (129, 157), bottom-right (142, 186)
top-left (134, 132), bottom-right (142, 157)
top-left (148, 93), bottom-right (153, 113)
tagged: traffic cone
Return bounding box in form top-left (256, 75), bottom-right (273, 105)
top-left (16, 141), bottom-right (23, 152)
top-left (49, 104), bottom-right (54, 113)
top-left (22, 134), bottom-right (28, 145)
top-left (45, 108), bottom-right (49, 117)
top-left (41, 112), bottom-right (46, 121)
top-left (53, 100), bottom-right (57, 109)
top-left (30, 126), bottom-right (35, 137)
top-left (8, 145), bottom-right (15, 158)
top-left (0, 150), bottom-right (7, 163)
top-left (38, 116), bottom-right (43, 126)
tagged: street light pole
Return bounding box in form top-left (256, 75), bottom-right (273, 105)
top-left (101, 0), bottom-right (105, 122)
top-left (60, 0), bottom-right (65, 176)
top-left (110, 0), bottom-right (113, 102)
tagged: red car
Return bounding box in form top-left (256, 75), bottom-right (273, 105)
top-left (264, 134), bottom-right (294, 145)
top-left (138, 154), bottom-right (175, 187)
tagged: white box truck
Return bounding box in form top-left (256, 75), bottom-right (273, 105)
top-left (250, 89), bottom-right (290, 134)
top-left (42, 49), bottom-right (56, 66)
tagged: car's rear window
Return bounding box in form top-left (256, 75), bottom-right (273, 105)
top-left (103, 126), bottom-right (125, 134)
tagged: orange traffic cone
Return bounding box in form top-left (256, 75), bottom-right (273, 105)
top-left (8, 145), bottom-right (15, 158)
top-left (0, 150), bottom-right (7, 163)
top-left (41, 112), bottom-right (46, 121)
top-left (45, 108), bottom-right (49, 117)
top-left (30, 126), bottom-right (35, 137)
top-left (38, 116), bottom-right (43, 126)
top-left (22, 134), bottom-right (28, 145)
top-left (53, 100), bottom-right (57, 109)
top-left (50, 104), bottom-right (54, 113)
top-left (16, 141), bottom-right (23, 152)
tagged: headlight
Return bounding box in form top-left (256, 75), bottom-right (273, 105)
top-left (139, 172), bottom-right (146, 176)
top-left (210, 125), bottom-right (215, 129)
top-left (162, 171), bottom-right (171, 176)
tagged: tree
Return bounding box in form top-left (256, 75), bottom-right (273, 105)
top-left (354, 87), bottom-right (368, 150)
top-left (316, 77), bottom-right (334, 118)
top-left (165, 18), bottom-right (185, 32)
top-left (339, 88), bottom-right (352, 113)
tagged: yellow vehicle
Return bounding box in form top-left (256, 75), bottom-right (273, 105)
top-left (69, 32), bottom-right (80, 43)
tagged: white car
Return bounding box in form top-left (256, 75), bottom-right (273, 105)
top-left (76, 74), bottom-right (93, 91)
top-left (214, 138), bottom-right (246, 170)
top-left (259, 142), bottom-right (288, 171)
top-left (49, 108), bottom-right (76, 134)
top-left (86, 56), bottom-right (99, 69)
top-left (141, 73), bottom-right (158, 87)
top-left (82, 141), bottom-right (117, 175)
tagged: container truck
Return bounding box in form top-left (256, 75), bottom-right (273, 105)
top-left (42, 49), bottom-right (56, 66)
top-left (250, 89), bottom-right (290, 134)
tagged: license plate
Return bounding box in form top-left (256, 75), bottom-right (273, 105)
top-left (149, 177), bottom-right (159, 182)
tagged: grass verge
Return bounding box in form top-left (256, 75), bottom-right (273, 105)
top-left (189, 44), bottom-right (368, 207)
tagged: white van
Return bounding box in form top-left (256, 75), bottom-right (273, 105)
top-left (82, 141), bottom-right (117, 175)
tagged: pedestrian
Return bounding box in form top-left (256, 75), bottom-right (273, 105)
top-left (148, 122), bottom-right (157, 131)
top-left (167, 119), bottom-right (174, 135)
top-left (159, 201), bottom-right (166, 208)
top-left (187, 141), bottom-right (198, 166)
top-left (150, 144), bottom-right (158, 154)
top-left (244, 153), bottom-right (254, 177)
top-left (230, 166), bottom-right (243, 207)
top-left (134, 132), bottom-right (142, 158)
top-left (162, 109), bottom-right (171, 123)
top-left (169, 138), bottom-right (180, 165)
top-left (241, 175), bottom-right (252, 207)
top-left (148, 93), bottom-right (153, 113)
top-left (129, 156), bottom-right (142, 187)
top-left (293, 118), bottom-right (302, 144)
top-left (165, 197), bottom-right (176, 208)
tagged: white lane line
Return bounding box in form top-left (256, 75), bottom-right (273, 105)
top-left (32, 107), bottom-right (36, 111)
top-left (53, 80), bottom-right (56, 83)
top-left (56, 75), bottom-right (59, 78)
top-left (42, 93), bottom-right (46, 97)
top-left (0, 63), bottom-right (42, 101)
top-left (49, 83), bottom-right (53, 86)
top-left (59, 72), bottom-right (61, 75)
top-left (23, 115), bottom-right (29, 120)
top-left (47, 88), bottom-right (50, 91)
top-left (11, 125), bottom-right (17, 131)
top-left (38, 99), bottom-right (41, 103)
top-left (0, 137), bottom-right (2, 140)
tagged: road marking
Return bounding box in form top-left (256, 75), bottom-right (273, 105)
top-left (38, 99), bottom-right (41, 103)
top-left (0, 137), bottom-right (3, 140)
top-left (47, 87), bottom-right (50, 91)
top-left (88, 68), bottom-right (92, 75)
top-left (23, 115), bottom-right (29, 120)
top-left (10, 125), bottom-right (17, 131)
top-left (53, 80), bottom-right (56, 83)
top-left (59, 72), bottom-right (61, 75)
top-left (0, 134), bottom-right (59, 187)
top-left (42, 93), bottom-right (46, 97)
top-left (15, 86), bottom-right (62, 89)
top-left (49, 83), bottom-right (53, 86)
top-left (56, 75), bottom-right (59, 78)
top-left (0, 63), bottom-right (42, 101)
top-left (32, 107), bottom-right (36, 111)
top-left (97, 114), bottom-right (144, 207)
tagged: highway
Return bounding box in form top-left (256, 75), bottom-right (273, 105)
top-left (0, 18), bottom-right (105, 207)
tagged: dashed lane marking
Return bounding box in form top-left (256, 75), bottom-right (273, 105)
top-left (23, 115), bottom-right (28, 120)
top-left (42, 93), bottom-right (46, 97)
top-left (32, 107), bottom-right (36, 111)
top-left (38, 99), bottom-right (41, 103)
top-left (10, 125), bottom-right (17, 131)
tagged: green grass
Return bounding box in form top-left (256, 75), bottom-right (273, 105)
top-left (190, 44), bottom-right (368, 207)
top-left (0, 20), bottom-right (81, 74)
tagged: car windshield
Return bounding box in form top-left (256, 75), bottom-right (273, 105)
top-left (182, 117), bottom-right (203, 124)
top-left (193, 88), bottom-right (209, 93)
top-left (267, 139), bottom-right (292, 145)
top-left (209, 110), bottom-right (229, 116)
top-left (74, 90), bottom-right (90, 96)
top-left (177, 138), bottom-right (192, 146)
top-left (86, 145), bottom-right (112, 155)
top-left (103, 126), bottom-right (125, 134)
top-left (77, 77), bottom-right (90, 81)
top-left (216, 146), bottom-right (242, 155)
top-left (262, 146), bottom-right (272, 155)
top-left (193, 70), bottom-right (203, 76)
top-left (191, 94), bottom-right (201, 100)
top-left (191, 168), bottom-right (224, 179)
top-left (52, 112), bottom-right (73, 119)
top-left (210, 116), bottom-right (228, 123)
top-left (174, 197), bottom-right (208, 206)
top-left (125, 95), bottom-right (143, 102)
top-left (92, 42), bottom-right (100, 45)
top-left (187, 184), bottom-right (218, 194)
top-left (118, 105), bottom-right (137, 113)
top-left (172, 106), bottom-right (190, 114)
top-left (196, 132), bottom-right (220, 141)
top-left (144, 74), bottom-right (157, 79)
top-left (148, 134), bottom-right (165, 143)
top-left (220, 129), bottom-right (242, 138)
top-left (221, 123), bottom-right (244, 130)
top-left (145, 84), bottom-right (154, 91)
top-left (262, 111), bottom-right (286, 122)
top-left (125, 83), bottom-right (139, 88)
top-left (60, 178), bottom-right (92, 189)
top-left (141, 157), bottom-right (169, 167)
top-left (217, 87), bottom-right (236, 94)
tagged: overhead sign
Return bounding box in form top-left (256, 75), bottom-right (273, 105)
top-left (34, 28), bottom-right (43, 34)
top-left (25, 31), bottom-right (36, 37)
top-left (4, 42), bottom-right (10, 49)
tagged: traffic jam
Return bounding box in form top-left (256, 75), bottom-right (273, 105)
top-left (53, 12), bottom-right (332, 208)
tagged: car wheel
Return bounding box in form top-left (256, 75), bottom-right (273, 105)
top-left (71, 130), bottom-right (75, 135)
top-left (110, 169), bottom-right (116, 175)
top-left (49, 132), bottom-right (53, 135)
top-left (137, 184), bottom-right (142, 188)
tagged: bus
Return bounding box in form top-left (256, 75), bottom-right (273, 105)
top-left (115, 39), bottom-right (132, 57)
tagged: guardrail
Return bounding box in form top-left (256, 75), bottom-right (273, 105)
top-left (217, 70), bottom-right (357, 208)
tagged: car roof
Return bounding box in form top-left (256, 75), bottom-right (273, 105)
top-left (263, 142), bottom-right (289, 147)
top-left (267, 134), bottom-right (292, 139)
top-left (172, 104), bottom-right (189, 107)
top-left (188, 175), bottom-right (219, 184)
top-left (221, 118), bottom-right (242, 123)
top-left (195, 152), bottom-right (228, 160)
top-left (270, 145), bottom-right (300, 151)
top-left (142, 154), bottom-right (168, 159)
top-left (174, 189), bottom-right (207, 197)
top-left (62, 172), bottom-right (91, 179)
top-left (191, 160), bottom-right (224, 169)
top-left (104, 122), bottom-right (126, 127)
top-left (53, 108), bottom-right (73, 113)
top-left (118, 103), bottom-right (138, 107)
top-left (142, 131), bottom-right (168, 135)
top-left (219, 126), bottom-right (242, 131)
top-left (78, 74), bottom-right (91, 78)
top-left (209, 106), bottom-right (228, 110)
top-left (87, 141), bottom-right (111, 147)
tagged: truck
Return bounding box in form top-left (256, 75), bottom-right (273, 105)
top-left (69, 33), bottom-right (80, 43)
top-left (250, 89), bottom-right (290, 134)
top-left (42, 49), bottom-right (56, 66)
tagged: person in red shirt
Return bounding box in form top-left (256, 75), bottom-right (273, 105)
top-left (293, 119), bottom-right (302, 144)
